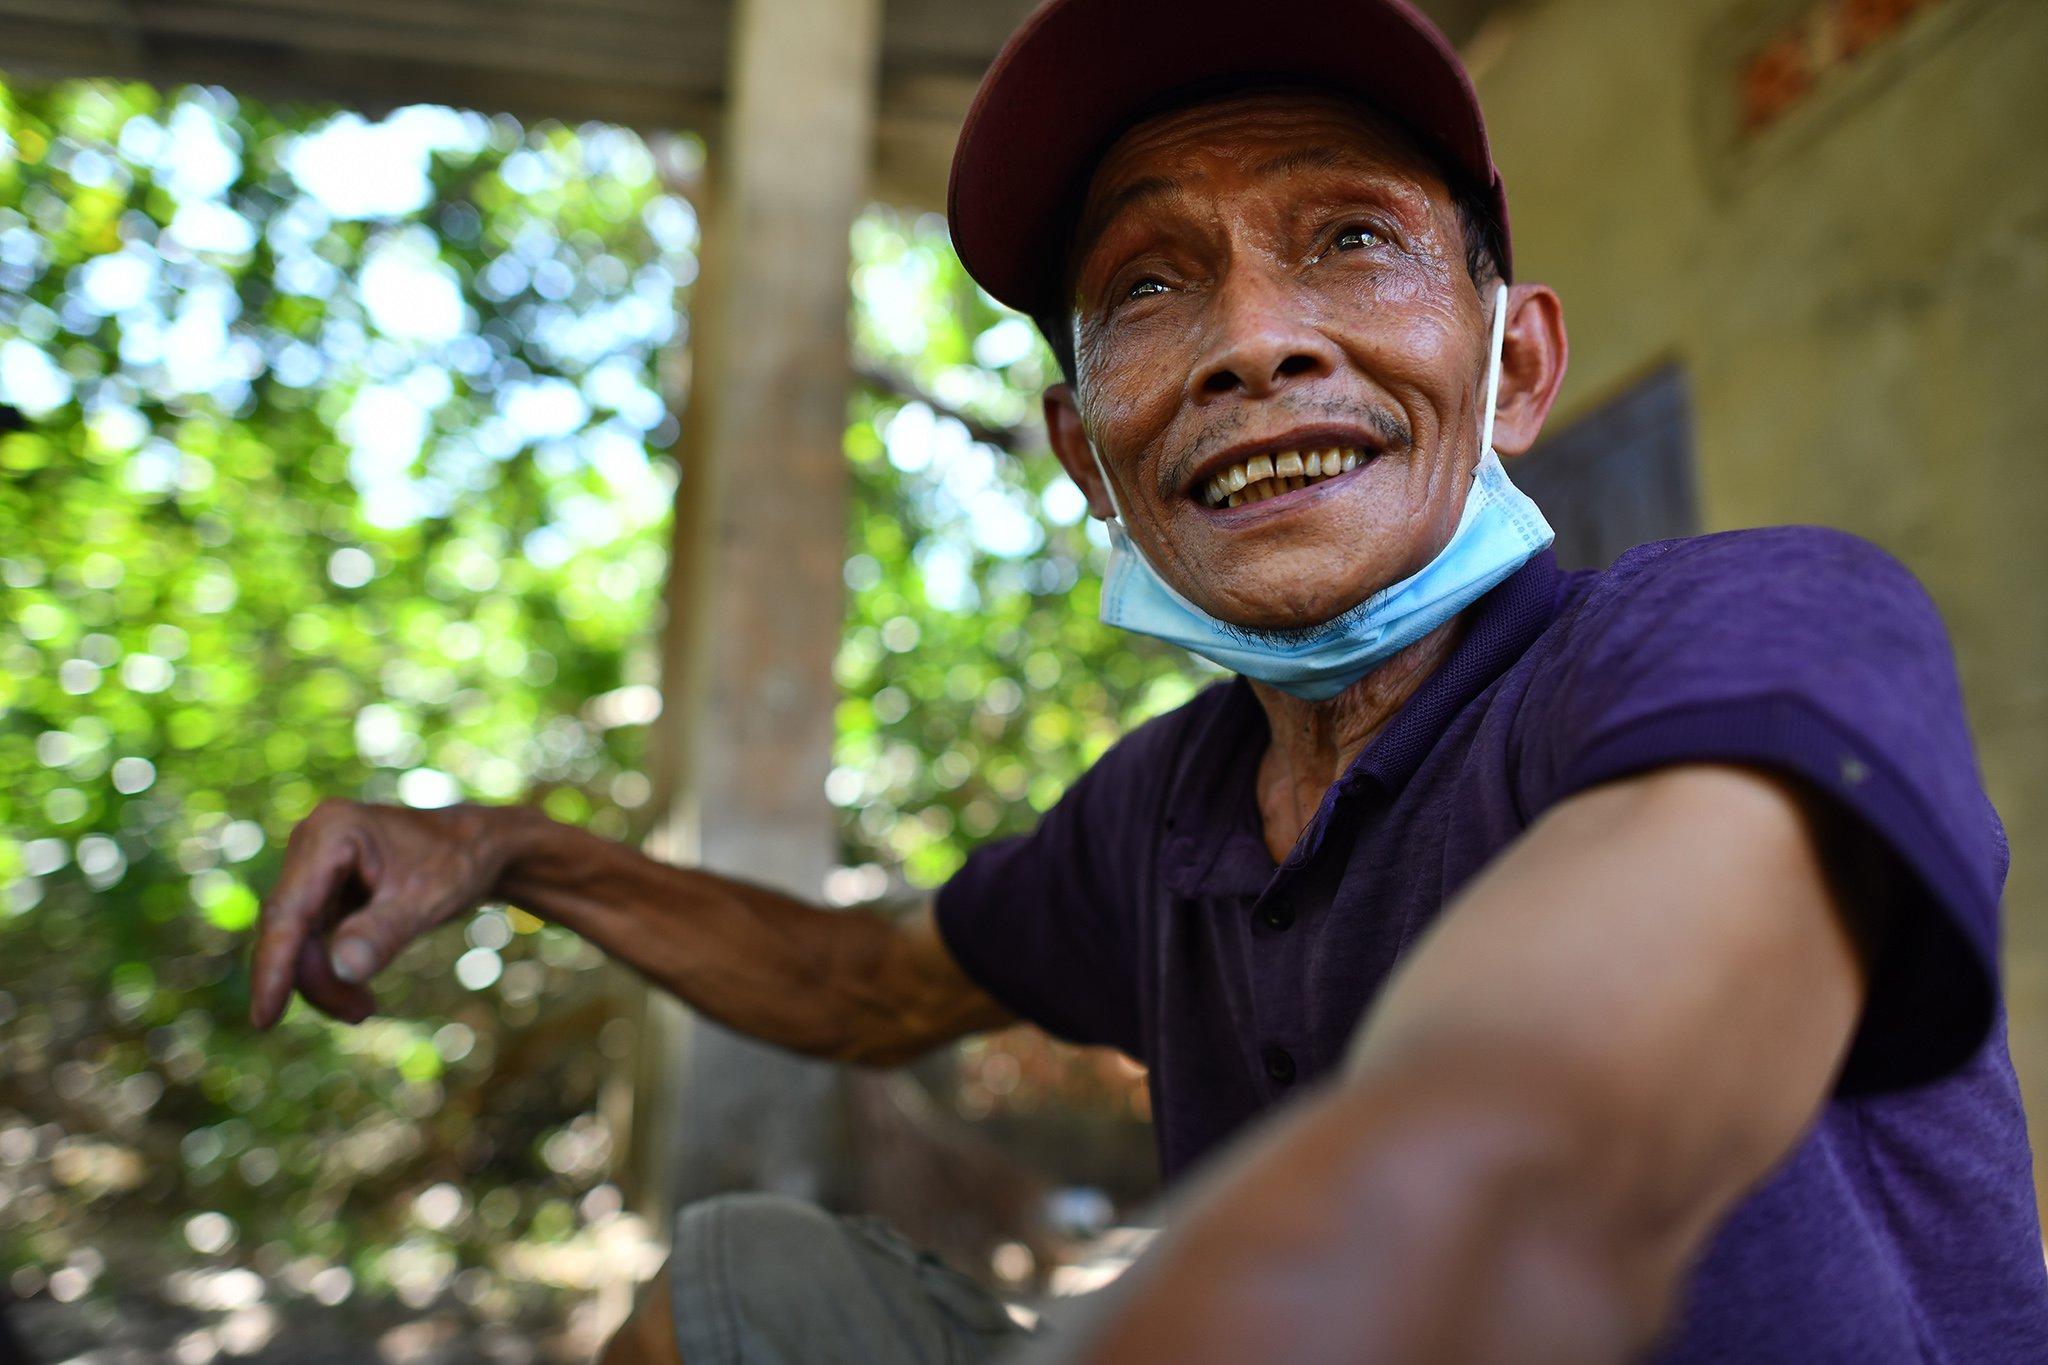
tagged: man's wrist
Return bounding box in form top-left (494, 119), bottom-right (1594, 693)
top-left (459, 801), bottom-right (560, 895)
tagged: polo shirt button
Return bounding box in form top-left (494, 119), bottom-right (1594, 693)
top-left (1262, 1045), bottom-right (1297, 1085)
top-left (1256, 899), bottom-right (1295, 932)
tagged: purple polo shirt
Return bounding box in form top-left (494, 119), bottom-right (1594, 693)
top-left (937, 527), bottom-right (2048, 1361)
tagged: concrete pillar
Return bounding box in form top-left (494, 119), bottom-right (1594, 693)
top-left (639, 0), bottom-right (883, 1215)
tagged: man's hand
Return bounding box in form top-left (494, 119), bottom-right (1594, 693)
top-left (248, 796), bottom-right (1011, 1065)
top-left (248, 800), bottom-right (527, 1029)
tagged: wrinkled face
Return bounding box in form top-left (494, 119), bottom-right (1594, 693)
top-left (1059, 90), bottom-right (1496, 632)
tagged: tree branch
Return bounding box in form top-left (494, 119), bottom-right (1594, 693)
top-left (852, 362), bottom-right (1035, 454)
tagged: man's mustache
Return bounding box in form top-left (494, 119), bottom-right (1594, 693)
top-left (1155, 405), bottom-right (1415, 504)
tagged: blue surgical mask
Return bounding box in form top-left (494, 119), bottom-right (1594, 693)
top-left (1088, 282), bottom-right (1555, 702)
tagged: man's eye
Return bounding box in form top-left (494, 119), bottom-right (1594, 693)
top-left (1126, 277), bottom-right (1168, 301)
top-left (1333, 225), bottom-right (1383, 252)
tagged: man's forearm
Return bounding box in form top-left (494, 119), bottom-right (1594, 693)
top-left (1054, 1053), bottom-right (1645, 1364)
top-left (486, 806), bottom-right (1004, 1066)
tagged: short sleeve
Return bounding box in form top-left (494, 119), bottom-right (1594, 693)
top-left (1523, 527), bottom-right (2005, 1093)
top-left (933, 731), bottom-right (1164, 1058)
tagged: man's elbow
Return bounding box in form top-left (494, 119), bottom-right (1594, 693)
top-left (1088, 1068), bottom-right (1671, 1364)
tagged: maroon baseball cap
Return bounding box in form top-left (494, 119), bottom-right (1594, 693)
top-left (947, 0), bottom-right (1512, 324)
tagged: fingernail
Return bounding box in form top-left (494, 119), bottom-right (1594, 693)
top-left (331, 940), bottom-right (375, 984)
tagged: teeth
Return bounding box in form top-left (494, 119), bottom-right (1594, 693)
top-left (1201, 445), bottom-right (1370, 507)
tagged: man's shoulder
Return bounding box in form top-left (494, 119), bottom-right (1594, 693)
top-left (1098, 676), bottom-right (1244, 771)
top-left (1066, 677), bottom-right (1246, 807)
top-left (1593, 524), bottom-right (1913, 594)
top-left (1554, 526), bottom-right (1934, 641)
top-left (993, 676), bottom-right (1242, 873)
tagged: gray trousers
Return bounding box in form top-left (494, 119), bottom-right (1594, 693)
top-left (669, 1194), bottom-right (1036, 1364)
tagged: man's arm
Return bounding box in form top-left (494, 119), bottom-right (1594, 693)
top-left (248, 801), bottom-right (1012, 1066)
top-left (1049, 764), bottom-right (1884, 1363)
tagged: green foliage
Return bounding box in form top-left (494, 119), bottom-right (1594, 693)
top-left (837, 207), bottom-right (1212, 892)
top-left (0, 76), bottom-right (1204, 1338)
top-left (0, 80), bottom-right (693, 1319)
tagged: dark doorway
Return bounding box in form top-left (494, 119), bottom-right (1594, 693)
top-left (1514, 363), bottom-right (1700, 570)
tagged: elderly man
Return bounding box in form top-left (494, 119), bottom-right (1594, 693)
top-left (250, 0), bottom-right (2048, 1360)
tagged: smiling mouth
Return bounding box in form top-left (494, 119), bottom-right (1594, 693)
top-left (1200, 446), bottom-right (1371, 509)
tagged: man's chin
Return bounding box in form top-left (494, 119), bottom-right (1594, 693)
top-left (1163, 499), bottom-right (1442, 630)
top-left (1182, 571), bottom-right (1385, 634)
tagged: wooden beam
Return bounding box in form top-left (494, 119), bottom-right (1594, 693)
top-left (150, 0), bottom-right (726, 73)
top-left (0, 0), bottom-right (1005, 209)
top-left (0, 1), bottom-right (1505, 221)
top-left (646, 0), bottom-right (882, 1214)
top-left (0, 12), bottom-right (984, 211)
top-left (0, 22), bottom-right (718, 131)
top-left (117, 3), bottom-right (725, 88)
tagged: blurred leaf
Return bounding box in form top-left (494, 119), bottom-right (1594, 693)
top-left (194, 874), bottom-right (258, 933)
top-left (0, 78), bottom-right (696, 1324)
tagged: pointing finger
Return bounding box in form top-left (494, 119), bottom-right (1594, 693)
top-left (249, 832), bottom-right (357, 1029)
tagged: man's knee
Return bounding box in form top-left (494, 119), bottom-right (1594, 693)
top-left (684, 1186), bottom-right (835, 1244)
top-left (656, 1193), bottom-right (1025, 1364)
top-left (677, 1192), bottom-right (837, 1253)
top-left (599, 1196), bottom-right (838, 1365)
top-left (674, 1192), bottom-right (854, 1301)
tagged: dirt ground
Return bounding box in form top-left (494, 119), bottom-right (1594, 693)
top-left (10, 1280), bottom-right (612, 1365)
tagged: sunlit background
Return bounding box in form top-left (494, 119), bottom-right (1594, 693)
top-left (8, 0), bottom-right (2048, 1358)
top-left (0, 80), bottom-right (1196, 1361)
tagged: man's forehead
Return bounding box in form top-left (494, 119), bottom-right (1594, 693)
top-left (1082, 88), bottom-right (1444, 213)
top-left (1070, 88), bottom-right (1448, 255)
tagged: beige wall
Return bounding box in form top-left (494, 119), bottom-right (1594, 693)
top-left (1472, 0), bottom-right (2048, 1207)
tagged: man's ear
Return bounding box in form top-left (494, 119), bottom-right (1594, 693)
top-left (1043, 384), bottom-right (1116, 520)
top-left (1489, 283), bottom-right (1569, 459)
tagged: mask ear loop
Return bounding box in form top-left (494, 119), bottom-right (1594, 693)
top-left (1478, 281), bottom-right (1509, 462)
top-left (1081, 409), bottom-right (1218, 618)
top-left (1086, 441), bottom-right (1129, 529)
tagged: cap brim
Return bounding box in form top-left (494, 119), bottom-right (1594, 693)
top-left (947, 0), bottom-right (1511, 321)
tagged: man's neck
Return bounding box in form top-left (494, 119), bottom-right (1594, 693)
top-left (1248, 618), bottom-right (1466, 863)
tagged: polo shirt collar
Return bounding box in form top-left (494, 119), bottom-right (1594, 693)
top-left (1157, 549), bottom-right (1565, 900)
top-left (1350, 547), bottom-right (1565, 795)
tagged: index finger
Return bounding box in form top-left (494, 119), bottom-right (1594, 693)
top-left (248, 824), bottom-right (360, 1029)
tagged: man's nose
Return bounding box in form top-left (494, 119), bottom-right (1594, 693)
top-left (1187, 270), bottom-right (1340, 402)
